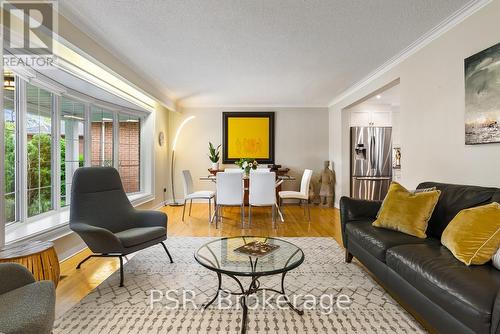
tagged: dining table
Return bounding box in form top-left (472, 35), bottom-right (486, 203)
top-left (200, 173), bottom-right (296, 223)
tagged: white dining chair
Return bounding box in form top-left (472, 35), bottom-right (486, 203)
top-left (249, 171), bottom-right (277, 228)
top-left (224, 168), bottom-right (244, 173)
top-left (182, 170), bottom-right (215, 223)
top-left (278, 169), bottom-right (313, 221)
top-left (215, 172), bottom-right (244, 228)
top-left (251, 167), bottom-right (271, 172)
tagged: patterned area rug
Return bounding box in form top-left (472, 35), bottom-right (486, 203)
top-left (54, 237), bottom-right (425, 333)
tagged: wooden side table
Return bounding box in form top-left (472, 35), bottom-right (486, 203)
top-left (0, 241), bottom-right (60, 287)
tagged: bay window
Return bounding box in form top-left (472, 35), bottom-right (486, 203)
top-left (91, 106), bottom-right (114, 167)
top-left (60, 98), bottom-right (85, 207)
top-left (3, 72), bottom-right (16, 223)
top-left (119, 114), bottom-right (141, 194)
top-left (26, 83), bottom-right (53, 218)
top-left (2, 70), bottom-right (152, 228)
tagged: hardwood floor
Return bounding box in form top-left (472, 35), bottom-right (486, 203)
top-left (56, 204), bottom-right (342, 317)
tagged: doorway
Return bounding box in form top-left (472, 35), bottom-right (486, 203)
top-left (344, 82), bottom-right (401, 200)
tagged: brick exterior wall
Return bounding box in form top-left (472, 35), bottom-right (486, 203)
top-left (118, 122), bottom-right (140, 193)
top-left (91, 122), bottom-right (113, 167)
top-left (90, 121), bottom-right (140, 193)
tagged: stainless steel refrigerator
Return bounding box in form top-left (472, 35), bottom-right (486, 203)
top-left (351, 127), bottom-right (392, 201)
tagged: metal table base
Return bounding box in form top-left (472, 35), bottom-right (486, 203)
top-left (203, 271), bottom-right (303, 334)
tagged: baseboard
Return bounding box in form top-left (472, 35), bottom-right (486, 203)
top-left (152, 201), bottom-right (167, 210)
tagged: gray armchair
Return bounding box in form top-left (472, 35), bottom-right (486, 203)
top-left (0, 263), bottom-right (55, 334)
top-left (70, 167), bottom-right (173, 286)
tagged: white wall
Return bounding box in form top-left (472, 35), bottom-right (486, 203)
top-left (169, 107), bottom-right (329, 202)
top-left (330, 0), bottom-right (500, 207)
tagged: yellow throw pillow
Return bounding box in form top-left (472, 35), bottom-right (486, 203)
top-left (441, 202), bottom-right (500, 265)
top-left (373, 182), bottom-right (441, 238)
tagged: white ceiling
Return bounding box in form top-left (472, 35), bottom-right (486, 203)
top-left (59, 0), bottom-right (471, 108)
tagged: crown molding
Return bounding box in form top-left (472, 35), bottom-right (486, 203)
top-left (328, 0), bottom-right (492, 107)
top-left (179, 104), bottom-right (328, 110)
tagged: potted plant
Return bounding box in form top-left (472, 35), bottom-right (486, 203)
top-left (208, 142), bottom-right (221, 170)
top-left (235, 158), bottom-right (258, 176)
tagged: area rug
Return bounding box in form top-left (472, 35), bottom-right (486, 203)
top-left (54, 237), bottom-right (425, 333)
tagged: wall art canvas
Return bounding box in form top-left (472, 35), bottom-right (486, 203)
top-left (222, 112), bottom-right (275, 164)
top-left (465, 42), bottom-right (500, 145)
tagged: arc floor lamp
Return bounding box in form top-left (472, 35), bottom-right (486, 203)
top-left (169, 115), bottom-right (195, 206)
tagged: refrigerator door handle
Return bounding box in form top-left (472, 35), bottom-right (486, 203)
top-left (370, 134), bottom-right (376, 170)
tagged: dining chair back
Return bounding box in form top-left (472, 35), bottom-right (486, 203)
top-left (182, 170), bottom-right (194, 197)
top-left (216, 172), bottom-right (244, 205)
top-left (249, 171), bottom-right (277, 228)
top-left (249, 172), bottom-right (276, 206)
top-left (251, 167), bottom-right (271, 173)
top-left (224, 168), bottom-right (244, 173)
top-left (300, 169), bottom-right (313, 197)
top-left (215, 172), bottom-right (244, 228)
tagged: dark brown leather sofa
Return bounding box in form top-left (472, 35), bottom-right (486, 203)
top-left (340, 182), bottom-right (500, 334)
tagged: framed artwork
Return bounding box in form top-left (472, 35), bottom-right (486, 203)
top-left (222, 112), bottom-right (275, 164)
top-left (465, 42), bottom-right (500, 145)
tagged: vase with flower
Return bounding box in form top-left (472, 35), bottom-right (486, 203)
top-left (235, 158), bottom-right (258, 176)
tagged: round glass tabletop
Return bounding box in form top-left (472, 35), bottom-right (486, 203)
top-left (194, 236), bottom-right (304, 276)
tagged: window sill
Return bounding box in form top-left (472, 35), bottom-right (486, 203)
top-left (129, 192), bottom-right (155, 206)
top-left (5, 209), bottom-right (72, 245)
top-left (5, 192), bottom-right (155, 246)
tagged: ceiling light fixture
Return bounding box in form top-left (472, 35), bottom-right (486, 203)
top-left (376, 95), bottom-right (382, 99)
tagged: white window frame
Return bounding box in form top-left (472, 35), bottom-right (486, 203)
top-left (24, 81), bottom-right (59, 223)
top-left (59, 96), bottom-right (87, 208)
top-left (4, 73), bottom-right (155, 231)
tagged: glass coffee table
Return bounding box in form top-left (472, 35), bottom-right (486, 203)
top-left (194, 236), bottom-right (305, 334)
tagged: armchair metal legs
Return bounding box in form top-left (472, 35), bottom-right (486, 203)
top-left (160, 241), bottom-right (174, 263)
top-left (345, 250), bottom-right (353, 263)
top-left (119, 256), bottom-right (124, 286)
top-left (76, 254), bottom-right (126, 286)
top-left (76, 242), bottom-right (174, 287)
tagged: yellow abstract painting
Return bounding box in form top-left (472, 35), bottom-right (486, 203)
top-left (227, 117), bottom-right (270, 159)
